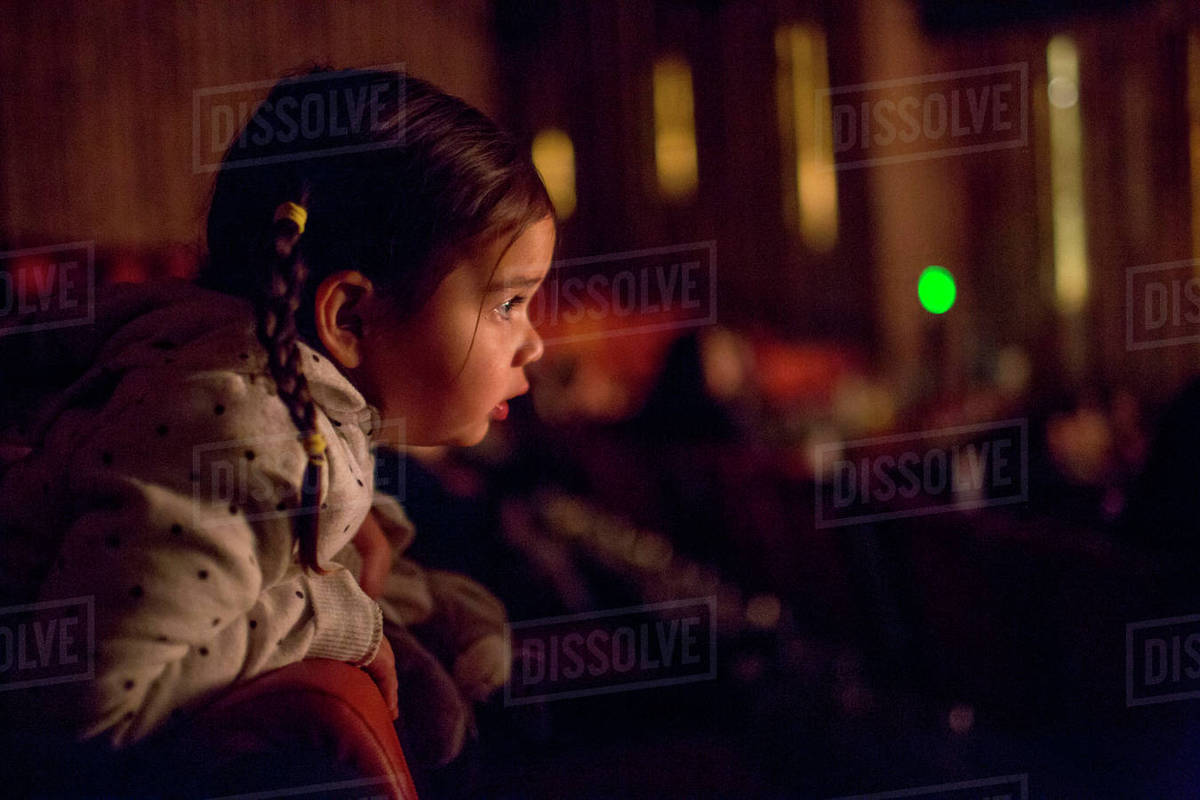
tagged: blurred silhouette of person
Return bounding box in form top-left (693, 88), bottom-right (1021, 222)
top-left (618, 330), bottom-right (740, 444)
top-left (1120, 375), bottom-right (1200, 555)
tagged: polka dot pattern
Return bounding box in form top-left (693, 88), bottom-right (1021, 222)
top-left (0, 287), bottom-right (388, 748)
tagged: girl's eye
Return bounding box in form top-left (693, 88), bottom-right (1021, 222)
top-left (497, 295), bottom-right (526, 320)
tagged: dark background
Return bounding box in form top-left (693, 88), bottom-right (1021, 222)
top-left (5, 0), bottom-right (1200, 797)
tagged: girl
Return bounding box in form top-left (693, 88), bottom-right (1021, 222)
top-left (0, 65), bottom-right (554, 758)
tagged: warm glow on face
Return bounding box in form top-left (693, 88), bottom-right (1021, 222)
top-left (531, 128), bottom-right (576, 220)
top-left (653, 54), bottom-right (699, 201)
top-left (1047, 34), bottom-right (1088, 314)
top-left (775, 23), bottom-right (838, 252)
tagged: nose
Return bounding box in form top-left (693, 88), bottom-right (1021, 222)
top-left (515, 323), bottom-right (544, 367)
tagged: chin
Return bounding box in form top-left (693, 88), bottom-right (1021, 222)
top-left (448, 420), bottom-right (490, 448)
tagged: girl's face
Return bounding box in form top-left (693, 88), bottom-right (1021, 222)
top-left (349, 215), bottom-right (554, 447)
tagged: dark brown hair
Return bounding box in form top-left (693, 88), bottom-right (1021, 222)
top-left (196, 66), bottom-right (555, 573)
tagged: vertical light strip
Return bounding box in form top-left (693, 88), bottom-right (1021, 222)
top-left (1046, 35), bottom-right (1088, 314)
top-left (653, 54), bottom-right (699, 201)
top-left (775, 23), bottom-right (838, 252)
top-left (531, 128), bottom-right (577, 220)
top-left (1188, 31), bottom-right (1200, 263)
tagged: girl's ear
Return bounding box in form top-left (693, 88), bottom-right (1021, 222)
top-left (314, 271), bottom-right (375, 369)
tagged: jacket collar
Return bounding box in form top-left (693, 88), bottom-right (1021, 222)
top-left (1, 277), bottom-right (385, 447)
top-left (294, 339), bottom-right (382, 439)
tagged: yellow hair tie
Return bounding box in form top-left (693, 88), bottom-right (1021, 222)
top-left (300, 431), bottom-right (326, 458)
top-left (273, 201), bottom-right (308, 234)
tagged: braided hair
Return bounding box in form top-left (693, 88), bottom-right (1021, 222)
top-left (256, 198), bottom-right (328, 573)
top-left (198, 66), bottom-right (555, 573)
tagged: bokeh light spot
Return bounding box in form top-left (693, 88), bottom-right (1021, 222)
top-left (918, 265), bottom-right (957, 314)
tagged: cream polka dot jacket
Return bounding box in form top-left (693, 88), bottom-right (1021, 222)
top-left (0, 278), bottom-right (425, 749)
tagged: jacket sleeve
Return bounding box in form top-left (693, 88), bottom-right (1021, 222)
top-left (31, 366), bottom-right (382, 749)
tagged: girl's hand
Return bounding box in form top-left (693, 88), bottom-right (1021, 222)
top-left (352, 509), bottom-right (394, 600)
top-left (453, 634), bottom-right (512, 702)
top-left (361, 635), bottom-right (400, 720)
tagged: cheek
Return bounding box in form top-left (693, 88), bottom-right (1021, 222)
top-left (369, 335), bottom-right (454, 424)
top-left (406, 312), bottom-right (477, 389)
top-left (409, 328), bottom-right (503, 424)
top-left (377, 305), bottom-right (515, 440)
top-left (457, 340), bottom-right (509, 406)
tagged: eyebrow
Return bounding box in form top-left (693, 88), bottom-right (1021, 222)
top-left (486, 274), bottom-right (546, 293)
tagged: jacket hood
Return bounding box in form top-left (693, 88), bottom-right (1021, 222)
top-left (0, 277), bottom-right (377, 454)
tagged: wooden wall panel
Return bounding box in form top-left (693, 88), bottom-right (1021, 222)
top-left (0, 0), bottom-right (497, 250)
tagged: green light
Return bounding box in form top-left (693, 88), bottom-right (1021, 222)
top-left (918, 265), bottom-right (956, 314)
